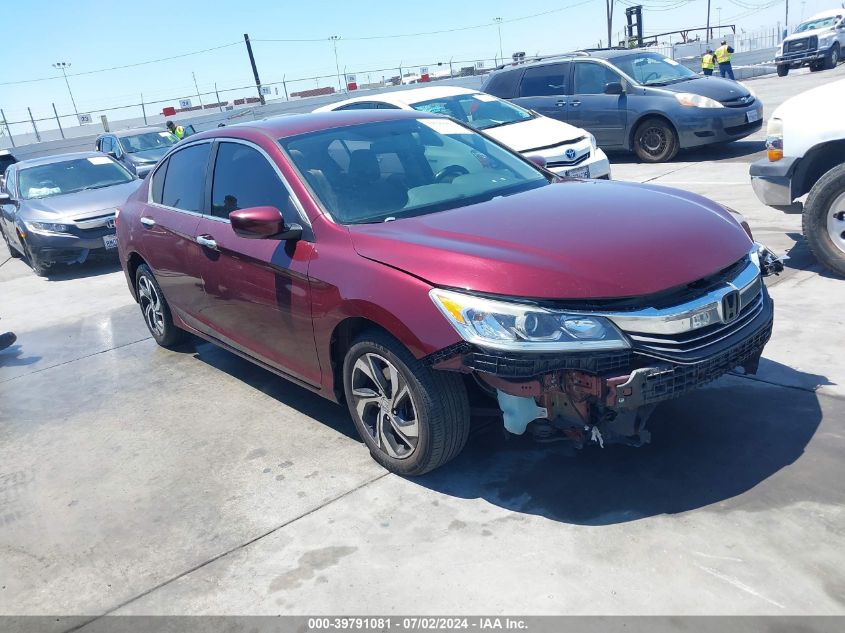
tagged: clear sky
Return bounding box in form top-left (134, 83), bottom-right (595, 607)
top-left (0, 0), bottom-right (833, 124)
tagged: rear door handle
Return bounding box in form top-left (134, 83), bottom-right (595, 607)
top-left (556, 100), bottom-right (566, 107)
top-left (570, 100), bottom-right (581, 107)
top-left (140, 217), bottom-right (155, 227)
top-left (196, 235), bottom-right (218, 251)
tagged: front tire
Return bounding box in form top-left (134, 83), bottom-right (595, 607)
top-left (1, 226), bottom-right (22, 258)
top-left (802, 163), bottom-right (845, 277)
top-left (23, 240), bottom-right (49, 277)
top-left (135, 264), bottom-right (186, 347)
top-left (342, 330), bottom-right (470, 476)
top-left (823, 44), bottom-right (840, 70)
top-left (776, 64), bottom-right (789, 77)
top-left (633, 117), bottom-right (679, 163)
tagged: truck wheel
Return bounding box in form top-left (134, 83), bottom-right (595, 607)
top-left (809, 62), bottom-right (823, 72)
top-left (633, 117), bottom-right (679, 163)
top-left (776, 64), bottom-right (789, 77)
top-left (802, 163), bottom-right (845, 277)
top-left (342, 330), bottom-right (470, 476)
top-left (823, 44), bottom-right (840, 70)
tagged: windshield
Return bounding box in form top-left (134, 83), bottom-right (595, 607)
top-left (18, 157), bottom-right (134, 199)
top-left (281, 118), bottom-right (548, 225)
top-left (410, 93), bottom-right (533, 130)
top-left (611, 51), bottom-right (698, 86)
top-left (795, 16), bottom-right (840, 32)
top-left (120, 131), bottom-right (179, 154)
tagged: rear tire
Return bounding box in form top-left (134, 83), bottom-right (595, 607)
top-left (633, 117), bottom-right (679, 163)
top-left (342, 330), bottom-right (470, 476)
top-left (823, 44), bottom-right (840, 70)
top-left (776, 64), bottom-right (789, 77)
top-left (809, 62), bottom-right (823, 72)
top-left (135, 264), bottom-right (186, 348)
top-left (802, 163), bottom-right (845, 277)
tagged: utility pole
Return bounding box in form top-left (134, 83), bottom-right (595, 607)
top-left (717, 6), bottom-right (722, 36)
top-left (706, 0), bottom-right (712, 41)
top-left (192, 72), bottom-right (204, 108)
top-left (605, 0), bottom-right (614, 50)
top-left (494, 17), bottom-right (503, 64)
top-left (785, 0), bottom-right (789, 36)
top-left (215, 83), bottom-right (223, 112)
top-left (243, 33), bottom-right (266, 106)
top-left (329, 35), bottom-right (343, 92)
top-left (52, 62), bottom-right (78, 117)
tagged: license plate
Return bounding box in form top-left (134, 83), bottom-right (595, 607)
top-left (103, 234), bottom-right (118, 250)
top-left (565, 166), bottom-right (590, 178)
top-left (747, 109), bottom-right (761, 123)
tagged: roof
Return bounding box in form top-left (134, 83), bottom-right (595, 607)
top-left (318, 85), bottom-right (478, 110)
top-left (184, 109), bottom-right (440, 142)
top-left (14, 151), bottom-right (106, 169)
top-left (805, 9), bottom-right (843, 20)
top-left (104, 127), bottom-right (168, 138)
top-left (491, 48), bottom-right (636, 73)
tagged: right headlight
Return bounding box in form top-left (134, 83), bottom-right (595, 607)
top-left (429, 288), bottom-right (630, 352)
top-left (766, 117), bottom-right (783, 161)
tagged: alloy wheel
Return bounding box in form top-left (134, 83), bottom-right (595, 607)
top-left (350, 352), bottom-right (419, 459)
top-left (828, 192), bottom-right (845, 256)
top-left (138, 275), bottom-right (165, 336)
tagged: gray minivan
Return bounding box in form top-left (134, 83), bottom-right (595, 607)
top-left (483, 49), bottom-right (763, 162)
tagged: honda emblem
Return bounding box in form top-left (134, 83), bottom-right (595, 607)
top-left (721, 290), bottom-right (740, 323)
top-left (105, 219), bottom-right (116, 229)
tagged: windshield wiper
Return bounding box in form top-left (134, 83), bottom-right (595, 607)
top-left (479, 120), bottom-right (520, 130)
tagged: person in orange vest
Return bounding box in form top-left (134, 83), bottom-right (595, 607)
top-left (701, 49), bottom-right (716, 76)
top-left (715, 40), bottom-right (735, 80)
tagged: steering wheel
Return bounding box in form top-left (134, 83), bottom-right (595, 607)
top-left (434, 165), bottom-right (469, 184)
top-left (642, 71), bottom-right (660, 84)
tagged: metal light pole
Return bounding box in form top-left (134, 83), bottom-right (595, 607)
top-left (329, 36), bottom-right (343, 92)
top-left (192, 71), bottom-right (204, 108)
top-left (717, 6), bottom-right (722, 34)
top-left (494, 17), bottom-right (503, 65)
top-left (52, 62), bottom-right (78, 117)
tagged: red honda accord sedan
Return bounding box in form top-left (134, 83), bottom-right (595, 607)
top-left (117, 110), bottom-right (779, 475)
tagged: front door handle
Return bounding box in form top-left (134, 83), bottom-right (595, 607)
top-left (140, 217), bottom-right (155, 227)
top-left (196, 235), bottom-right (218, 251)
top-left (570, 100), bottom-right (581, 107)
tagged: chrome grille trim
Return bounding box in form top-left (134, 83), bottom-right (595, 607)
top-left (74, 212), bottom-right (116, 230)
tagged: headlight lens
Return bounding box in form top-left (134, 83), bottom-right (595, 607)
top-left (766, 117), bottom-right (783, 161)
top-left (25, 221), bottom-right (70, 234)
top-left (674, 92), bottom-right (723, 108)
top-left (588, 133), bottom-right (597, 149)
top-left (429, 288), bottom-right (630, 352)
top-left (819, 33), bottom-right (836, 46)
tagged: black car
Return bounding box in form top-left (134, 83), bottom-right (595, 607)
top-left (482, 49), bottom-right (763, 162)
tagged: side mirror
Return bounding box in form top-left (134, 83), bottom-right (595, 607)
top-left (0, 192), bottom-right (12, 204)
top-left (604, 82), bottom-right (625, 95)
top-left (229, 206), bottom-right (302, 241)
top-left (526, 155), bottom-right (547, 169)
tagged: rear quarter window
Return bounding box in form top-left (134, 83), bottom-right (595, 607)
top-left (483, 69), bottom-right (524, 99)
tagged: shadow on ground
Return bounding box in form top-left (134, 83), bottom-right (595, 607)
top-left (607, 139), bottom-right (765, 165)
top-left (42, 258), bottom-right (122, 281)
top-left (414, 361), bottom-right (828, 525)
top-left (0, 344), bottom-right (41, 368)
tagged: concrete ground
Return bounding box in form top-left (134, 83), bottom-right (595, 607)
top-left (1, 66), bottom-right (844, 624)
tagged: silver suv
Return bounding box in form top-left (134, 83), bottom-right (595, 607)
top-left (776, 9), bottom-right (844, 76)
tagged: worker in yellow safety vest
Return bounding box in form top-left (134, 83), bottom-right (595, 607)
top-left (701, 49), bottom-right (716, 76)
top-left (166, 120), bottom-right (185, 140)
top-left (715, 40), bottom-right (735, 80)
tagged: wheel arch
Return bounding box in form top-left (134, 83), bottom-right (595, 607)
top-left (792, 139), bottom-right (845, 200)
top-left (125, 251), bottom-right (149, 301)
top-left (627, 112), bottom-right (678, 151)
top-left (329, 317), bottom-right (397, 402)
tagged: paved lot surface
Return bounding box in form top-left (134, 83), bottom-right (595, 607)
top-left (1, 66), bottom-right (844, 623)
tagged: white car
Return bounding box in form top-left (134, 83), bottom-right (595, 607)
top-left (314, 86), bottom-right (611, 179)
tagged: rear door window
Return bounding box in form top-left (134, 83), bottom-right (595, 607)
top-left (519, 63), bottom-right (570, 97)
top-left (484, 69), bottom-right (524, 99)
top-left (160, 143), bottom-right (211, 212)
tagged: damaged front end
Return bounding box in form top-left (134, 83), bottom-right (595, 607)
top-left (428, 244), bottom-right (778, 449)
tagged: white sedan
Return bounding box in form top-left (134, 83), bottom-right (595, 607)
top-left (314, 86), bottom-right (611, 179)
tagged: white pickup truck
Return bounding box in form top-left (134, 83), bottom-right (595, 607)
top-left (776, 9), bottom-right (845, 76)
top-left (749, 78), bottom-right (845, 276)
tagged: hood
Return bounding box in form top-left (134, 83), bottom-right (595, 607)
top-left (348, 180), bottom-right (752, 300)
top-left (773, 77), bottom-right (845, 119)
top-left (485, 115), bottom-right (584, 150)
top-left (127, 147), bottom-right (169, 164)
top-left (21, 180), bottom-right (141, 222)
top-left (658, 76), bottom-right (751, 102)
